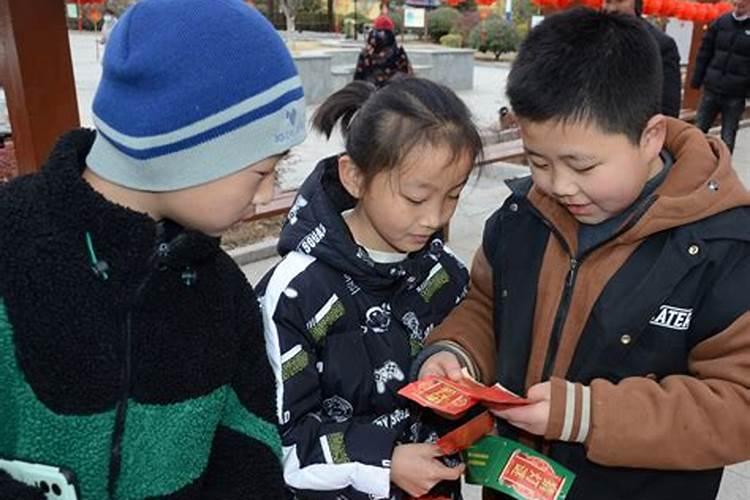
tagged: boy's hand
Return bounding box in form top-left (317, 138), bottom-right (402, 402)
top-left (391, 443), bottom-right (465, 498)
top-left (491, 382), bottom-right (551, 436)
top-left (418, 351), bottom-right (464, 382)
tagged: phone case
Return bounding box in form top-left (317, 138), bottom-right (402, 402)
top-left (0, 458), bottom-right (79, 500)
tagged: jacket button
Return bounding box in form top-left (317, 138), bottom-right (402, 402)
top-left (707, 180), bottom-right (719, 191)
top-left (620, 334), bottom-right (632, 345)
top-left (688, 244), bottom-right (700, 256)
top-left (509, 202), bottom-right (519, 212)
top-left (501, 289), bottom-right (509, 298)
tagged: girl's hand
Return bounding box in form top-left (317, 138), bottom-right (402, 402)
top-left (417, 352), bottom-right (469, 420)
top-left (390, 443), bottom-right (464, 498)
top-left (491, 382), bottom-right (551, 436)
top-left (418, 351), bottom-right (464, 382)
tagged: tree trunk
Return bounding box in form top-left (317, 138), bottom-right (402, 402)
top-left (327, 0), bottom-right (335, 32)
top-left (281, 3), bottom-right (296, 32)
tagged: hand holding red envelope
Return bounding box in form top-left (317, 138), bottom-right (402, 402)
top-left (398, 375), bottom-right (530, 416)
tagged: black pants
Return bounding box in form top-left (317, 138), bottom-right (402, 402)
top-left (695, 89), bottom-right (746, 153)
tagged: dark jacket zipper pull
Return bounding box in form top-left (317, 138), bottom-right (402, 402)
top-left (567, 258), bottom-right (578, 287)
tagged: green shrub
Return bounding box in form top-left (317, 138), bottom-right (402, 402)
top-left (389, 10), bottom-right (404, 34)
top-left (467, 16), bottom-right (520, 59)
top-left (427, 7), bottom-right (461, 42)
top-left (454, 10), bottom-right (481, 40)
top-left (512, 0), bottom-right (536, 28)
top-left (440, 33), bottom-right (463, 47)
top-left (295, 11), bottom-right (330, 31)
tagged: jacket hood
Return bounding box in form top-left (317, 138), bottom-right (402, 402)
top-left (629, 117), bottom-right (750, 240)
top-left (277, 155), bottom-right (450, 291)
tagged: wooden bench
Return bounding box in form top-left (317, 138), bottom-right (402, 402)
top-left (245, 189), bottom-right (298, 222)
top-left (477, 138), bottom-right (526, 166)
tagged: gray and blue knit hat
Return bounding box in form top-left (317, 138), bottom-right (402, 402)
top-left (86, 0), bottom-right (306, 191)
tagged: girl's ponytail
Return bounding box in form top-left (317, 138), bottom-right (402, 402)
top-left (312, 81), bottom-right (377, 139)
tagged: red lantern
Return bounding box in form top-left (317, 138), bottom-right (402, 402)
top-left (717, 1), bottom-right (733, 14)
top-left (707, 3), bottom-right (721, 20)
top-left (671, 1), bottom-right (684, 18)
top-left (692, 3), bottom-right (705, 23)
top-left (656, 0), bottom-right (674, 17)
top-left (701, 3), bottom-right (715, 22)
top-left (681, 2), bottom-right (697, 20)
top-left (581, 0), bottom-right (602, 10)
top-left (643, 0), bottom-right (663, 16)
top-left (475, 0), bottom-right (495, 6)
top-left (555, 0), bottom-right (572, 9)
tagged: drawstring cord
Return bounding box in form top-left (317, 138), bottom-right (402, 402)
top-left (85, 229), bottom-right (197, 286)
top-left (85, 231), bottom-right (110, 281)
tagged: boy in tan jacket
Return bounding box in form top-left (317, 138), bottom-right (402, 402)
top-left (416, 8), bottom-right (750, 500)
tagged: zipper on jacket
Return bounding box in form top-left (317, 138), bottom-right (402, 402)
top-left (107, 312), bottom-right (133, 498)
top-left (535, 196), bottom-right (658, 380)
top-left (106, 233), bottom-right (177, 498)
top-left (542, 256), bottom-right (579, 380)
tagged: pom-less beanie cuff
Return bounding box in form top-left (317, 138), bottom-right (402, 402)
top-left (87, 76), bottom-right (305, 191)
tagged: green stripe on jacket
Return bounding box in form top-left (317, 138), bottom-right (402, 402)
top-left (0, 300), bottom-right (281, 499)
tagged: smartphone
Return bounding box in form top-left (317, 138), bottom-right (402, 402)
top-left (0, 458), bottom-right (79, 500)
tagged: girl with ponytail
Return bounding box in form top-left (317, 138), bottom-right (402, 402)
top-left (258, 77), bottom-right (483, 500)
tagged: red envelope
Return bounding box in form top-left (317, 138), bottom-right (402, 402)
top-left (453, 376), bottom-right (530, 407)
top-left (397, 378), bottom-right (477, 416)
top-left (436, 411), bottom-right (496, 455)
top-left (399, 376), bottom-right (530, 415)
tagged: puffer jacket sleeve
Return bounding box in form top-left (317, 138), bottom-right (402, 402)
top-left (259, 256), bottom-right (397, 499)
top-left (660, 35), bottom-right (682, 118)
top-left (691, 18), bottom-right (719, 89)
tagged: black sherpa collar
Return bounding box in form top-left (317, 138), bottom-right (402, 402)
top-left (40, 129), bottom-right (219, 270)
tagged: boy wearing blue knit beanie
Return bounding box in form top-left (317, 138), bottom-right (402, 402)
top-left (0, 0), bottom-right (305, 498)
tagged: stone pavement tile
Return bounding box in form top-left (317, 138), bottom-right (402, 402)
top-left (727, 462), bottom-right (750, 480)
top-left (718, 469), bottom-right (750, 500)
top-left (242, 255), bottom-right (280, 285)
top-left (462, 483), bottom-right (482, 500)
top-left (729, 127), bottom-right (750, 186)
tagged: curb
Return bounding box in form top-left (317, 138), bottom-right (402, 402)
top-left (227, 238), bottom-right (279, 267)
